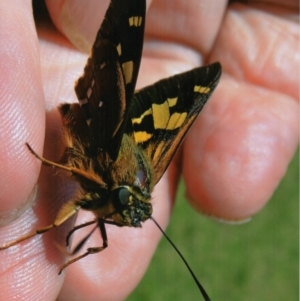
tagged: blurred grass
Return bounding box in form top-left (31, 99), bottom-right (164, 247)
top-left (127, 149), bottom-right (299, 301)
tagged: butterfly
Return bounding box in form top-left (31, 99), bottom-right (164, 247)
top-left (1, 0), bottom-right (221, 300)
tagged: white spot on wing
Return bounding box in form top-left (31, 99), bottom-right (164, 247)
top-left (87, 87), bottom-right (92, 99)
top-left (79, 98), bottom-right (88, 106)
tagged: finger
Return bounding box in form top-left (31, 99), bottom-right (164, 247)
top-left (138, 0), bottom-right (226, 86)
top-left (183, 78), bottom-right (298, 221)
top-left (0, 1), bottom-right (44, 225)
top-left (212, 2), bottom-right (299, 99)
top-left (0, 1), bottom-right (66, 300)
top-left (183, 4), bottom-right (299, 221)
top-left (145, 0), bottom-right (226, 58)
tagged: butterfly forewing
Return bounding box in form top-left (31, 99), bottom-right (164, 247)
top-left (127, 62), bottom-right (222, 184)
top-left (74, 0), bottom-right (146, 160)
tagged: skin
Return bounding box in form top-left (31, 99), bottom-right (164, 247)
top-left (0, 0), bottom-right (298, 300)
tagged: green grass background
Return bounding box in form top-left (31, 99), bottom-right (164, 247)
top-left (128, 150), bottom-right (298, 301)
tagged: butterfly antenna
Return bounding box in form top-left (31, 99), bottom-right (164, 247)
top-left (150, 216), bottom-right (211, 301)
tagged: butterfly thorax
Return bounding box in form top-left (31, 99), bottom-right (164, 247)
top-left (66, 131), bottom-right (154, 227)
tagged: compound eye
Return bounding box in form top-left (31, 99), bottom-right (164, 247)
top-left (118, 187), bottom-right (131, 206)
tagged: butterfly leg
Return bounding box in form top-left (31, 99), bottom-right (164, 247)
top-left (0, 199), bottom-right (80, 250)
top-left (65, 220), bottom-right (97, 247)
top-left (58, 219), bottom-right (108, 274)
top-left (0, 224), bottom-right (55, 250)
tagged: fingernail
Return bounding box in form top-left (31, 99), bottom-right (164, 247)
top-left (202, 212), bottom-right (252, 225)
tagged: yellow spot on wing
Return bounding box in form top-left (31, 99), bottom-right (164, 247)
top-left (132, 108), bottom-right (152, 124)
top-left (194, 85), bottom-right (210, 94)
top-left (122, 61), bottom-right (134, 84)
top-left (129, 16), bottom-right (143, 27)
top-left (116, 43), bottom-right (122, 56)
top-left (152, 141), bottom-right (165, 162)
top-left (134, 131), bottom-right (152, 143)
top-left (152, 102), bottom-right (170, 129)
top-left (167, 112), bottom-right (187, 129)
top-left (167, 97), bottom-right (178, 107)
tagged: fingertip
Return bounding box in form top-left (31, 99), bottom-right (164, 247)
top-left (182, 76), bottom-right (298, 221)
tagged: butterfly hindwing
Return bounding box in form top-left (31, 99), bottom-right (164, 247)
top-left (127, 62), bottom-right (222, 184)
top-left (73, 0), bottom-right (146, 160)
